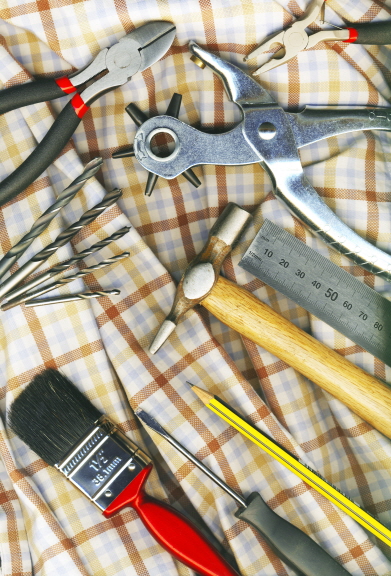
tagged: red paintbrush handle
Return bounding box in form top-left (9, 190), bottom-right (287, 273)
top-left (104, 464), bottom-right (239, 576)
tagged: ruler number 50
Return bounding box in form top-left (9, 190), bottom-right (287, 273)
top-left (325, 288), bottom-right (338, 301)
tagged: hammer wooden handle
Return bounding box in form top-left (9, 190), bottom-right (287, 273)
top-left (203, 276), bottom-right (391, 439)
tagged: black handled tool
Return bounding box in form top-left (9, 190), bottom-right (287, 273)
top-left (0, 21), bottom-right (175, 207)
top-left (136, 409), bottom-right (352, 576)
top-left (246, 0), bottom-right (391, 74)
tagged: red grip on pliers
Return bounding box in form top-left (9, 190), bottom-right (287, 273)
top-left (55, 76), bottom-right (77, 94)
top-left (70, 93), bottom-right (89, 118)
top-left (343, 28), bottom-right (359, 43)
top-left (103, 464), bottom-right (239, 576)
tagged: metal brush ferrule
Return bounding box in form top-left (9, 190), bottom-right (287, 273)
top-left (56, 416), bottom-right (151, 511)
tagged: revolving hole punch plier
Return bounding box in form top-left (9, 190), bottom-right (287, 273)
top-left (0, 21), bottom-right (176, 207)
top-left (245, 0), bottom-right (391, 75)
top-left (129, 41), bottom-right (391, 281)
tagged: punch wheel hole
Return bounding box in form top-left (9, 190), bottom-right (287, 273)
top-left (112, 94), bottom-right (202, 196)
top-left (149, 130), bottom-right (176, 158)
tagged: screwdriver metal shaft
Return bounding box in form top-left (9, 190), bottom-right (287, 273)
top-left (0, 157), bottom-right (103, 281)
top-left (0, 188), bottom-right (122, 298)
top-left (25, 289), bottom-right (120, 307)
top-left (136, 409), bottom-right (352, 576)
top-left (135, 409), bottom-right (246, 507)
top-left (2, 252), bottom-right (129, 310)
top-left (4, 226), bottom-right (131, 302)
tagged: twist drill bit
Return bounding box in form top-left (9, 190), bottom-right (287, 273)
top-left (0, 158), bottom-right (103, 281)
top-left (0, 188), bottom-right (122, 298)
top-left (2, 252), bottom-right (129, 310)
top-left (25, 289), bottom-right (120, 307)
top-left (4, 226), bottom-right (131, 302)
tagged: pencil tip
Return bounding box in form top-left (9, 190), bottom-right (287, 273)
top-left (185, 381), bottom-right (194, 387)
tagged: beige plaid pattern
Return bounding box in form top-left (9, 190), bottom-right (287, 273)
top-left (0, 0), bottom-right (390, 574)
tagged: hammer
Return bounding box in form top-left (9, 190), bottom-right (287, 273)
top-left (150, 203), bottom-right (391, 440)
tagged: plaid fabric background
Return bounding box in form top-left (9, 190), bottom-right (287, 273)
top-left (0, 0), bottom-right (390, 574)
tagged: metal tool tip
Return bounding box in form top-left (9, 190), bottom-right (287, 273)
top-left (89, 156), bottom-right (104, 167)
top-left (135, 409), bottom-right (164, 433)
top-left (112, 146), bottom-right (135, 159)
top-left (145, 172), bottom-right (158, 197)
top-left (149, 319), bottom-right (177, 354)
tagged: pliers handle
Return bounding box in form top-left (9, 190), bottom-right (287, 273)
top-left (246, 0), bottom-right (391, 75)
top-left (0, 21), bottom-right (176, 208)
top-left (0, 46), bottom-right (107, 116)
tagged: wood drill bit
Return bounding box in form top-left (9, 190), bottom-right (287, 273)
top-left (0, 158), bottom-right (103, 281)
top-left (4, 226), bottom-right (131, 302)
top-left (2, 252), bottom-right (129, 310)
top-left (0, 188), bottom-right (122, 298)
top-left (25, 289), bottom-right (120, 307)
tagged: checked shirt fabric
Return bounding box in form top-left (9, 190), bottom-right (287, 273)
top-left (0, 1), bottom-right (390, 575)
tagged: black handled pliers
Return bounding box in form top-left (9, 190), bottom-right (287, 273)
top-left (245, 0), bottom-right (391, 75)
top-left (0, 21), bottom-right (176, 207)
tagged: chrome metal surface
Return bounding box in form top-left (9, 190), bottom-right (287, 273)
top-left (56, 416), bottom-right (150, 511)
top-left (245, 0), bottom-right (349, 74)
top-left (135, 107), bottom-right (391, 177)
top-left (189, 40), bottom-right (274, 106)
top-left (4, 226), bottom-right (131, 302)
top-left (81, 22), bottom-right (176, 106)
top-left (136, 409), bottom-right (247, 508)
top-left (134, 117), bottom-right (258, 177)
top-left (0, 158), bottom-right (103, 281)
top-left (0, 188), bottom-right (121, 298)
top-left (135, 43), bottom-right (391, 282)
top-left (25, 289), bottom-right (120, 306)
top-left (69, 50), bottom-right (108, 87)
top-left (240, 219), bottom-right (391, 366)
top-left (2, 252), bottom-right (129, 310)
top-left (286, 106), bottom-right (391, 147)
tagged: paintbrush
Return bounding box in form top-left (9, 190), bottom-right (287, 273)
top-left (188, 382), bottom-right (391, 547)
top-left (8, 369), bottom-right (239, 576)
top-left (136, 409), bottom-right (351, 576)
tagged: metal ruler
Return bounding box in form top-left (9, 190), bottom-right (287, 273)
top-left (239, 220), bottom-right (391, 367)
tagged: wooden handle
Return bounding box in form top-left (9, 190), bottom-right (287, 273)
top-left (203, 276), bottom-right (391, 439)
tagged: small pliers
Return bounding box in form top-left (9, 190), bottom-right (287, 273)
top-left (0, 21), bottom-right (176, 207)
top-left (130, 42), bottom-right (391, 281)
top-left (245, 0), bottom-right (391, 75)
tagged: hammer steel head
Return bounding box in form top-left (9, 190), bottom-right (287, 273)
top-left (149, 203), bottom-right (252, 354)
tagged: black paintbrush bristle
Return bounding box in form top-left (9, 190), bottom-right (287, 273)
top-left (8, 368), bottom-right (103, 466)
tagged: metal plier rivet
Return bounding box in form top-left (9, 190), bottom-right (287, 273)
top-left (130, 41), bottom-right (391, 282)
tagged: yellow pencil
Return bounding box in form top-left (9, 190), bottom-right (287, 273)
top-left (189, 382), bottom-right (391, 547)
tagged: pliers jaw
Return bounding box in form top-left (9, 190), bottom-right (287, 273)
top-left (245, 0), bottom-right (350, 75)
top-left (76, 21), bottom-right (176, 106)
top-left (0, 21), bottom-right (176, 207)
